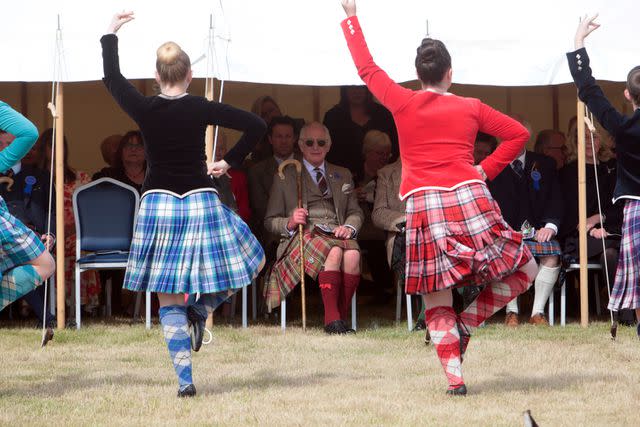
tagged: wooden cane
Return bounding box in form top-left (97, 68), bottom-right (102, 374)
top-left (278, 159), bottom-right (306, 331)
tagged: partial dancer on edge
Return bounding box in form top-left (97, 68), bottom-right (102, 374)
top-left (101, 13), bottom-right (266, 397)
top-left (568, 15), bottom-right (640, 337)
top-left (0, 102), bottom-right (56, 345)
top-left (339, 0), bottom-right (537, 395)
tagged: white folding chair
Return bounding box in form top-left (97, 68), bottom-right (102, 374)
top-left (548, 263), bottom-right (602, 326)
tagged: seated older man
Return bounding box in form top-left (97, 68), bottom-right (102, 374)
top-left (264, 122), bottom-right (364, 334)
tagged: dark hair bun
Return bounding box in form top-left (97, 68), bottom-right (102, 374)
top-left (415, 38), bottom-right (451, 85)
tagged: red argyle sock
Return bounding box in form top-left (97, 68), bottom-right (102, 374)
top-left (425, 306), bottom-right (464, 389)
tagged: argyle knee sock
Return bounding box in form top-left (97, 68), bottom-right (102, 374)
top-left (531, 265), bottom-right (560, 316)
top-left (159, 305), bottom-right (193, 388)
top-left (460, 270), bottom-right (531, 327)
top-left (318, 270), bottom-right (342, 325)
top-left (339, 273), bottom-right (360, 321)
top-left (425, 306), bottom-right (464, 389)
top-left (0, 265), bottom-right (42, 311)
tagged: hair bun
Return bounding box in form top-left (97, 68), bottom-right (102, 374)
top-left (157, 42), bottom-right (182, 65)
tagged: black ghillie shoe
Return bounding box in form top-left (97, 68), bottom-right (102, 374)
top-left (186, 305), bottom-right (205, 352)
top-left (41, 327), bottom-right (54, 348)
top-left (446, 384), bottom-right (467, 396)
top-left (177, 384), bottom-right (197, 398)
top-left (424, 329), bottom-right (431, 345)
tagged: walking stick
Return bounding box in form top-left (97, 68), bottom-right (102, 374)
top-left (278, 159), bottom-right (306, 331)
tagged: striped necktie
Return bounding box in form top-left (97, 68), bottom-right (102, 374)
top-left (314, 167), bottom-right (328, 196)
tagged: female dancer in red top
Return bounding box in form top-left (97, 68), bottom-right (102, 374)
top-left (340, 0), bottom-right (538, 395)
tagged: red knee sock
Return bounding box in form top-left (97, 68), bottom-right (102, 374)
top-left (339, 273), bottom-right (360, 321)
top-left (425, 306), bottom-right (464, 389)
top-left (460, 270), bottom-right (531, 327)
top-left (318, 270), bottom-right (342, 325)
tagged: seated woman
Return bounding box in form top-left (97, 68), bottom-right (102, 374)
top-left (93, 130), bottom-right (146, 193)
top-left (560, 124), bottom-right (622, 304)
top-left (264, 122), bottom-right (364, 334)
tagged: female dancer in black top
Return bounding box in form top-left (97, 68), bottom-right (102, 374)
top-left (102, 12), bottom-right (266, 397)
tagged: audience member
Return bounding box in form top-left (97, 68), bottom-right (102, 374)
top-left (489, 144), bottom-right (563, 326)
top-left (534, 129), bottom-right (568, 170)
top-left (264, 122), bottom-right (364, 334)
top-left (323, 85), bottom-right (398, 179)
top-left (473, 132), bottom-right (498, 165)
top-left (93, 131), bottom-right (146, 193)
top-left (38, 129), bottom-right (101, 315)
top-left (249, 96), bottom-right (304, 163)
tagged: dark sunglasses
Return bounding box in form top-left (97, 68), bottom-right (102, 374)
top-left (303, 139), bottom-right (327, 148)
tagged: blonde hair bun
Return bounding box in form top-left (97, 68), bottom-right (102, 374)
top-left (156, 42), bottom-right (182, 65)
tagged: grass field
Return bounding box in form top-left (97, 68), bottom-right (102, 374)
top-left (1, 320), bottom-right (639, 426)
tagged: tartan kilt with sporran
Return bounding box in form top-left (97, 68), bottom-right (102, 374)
top-left (524, 239), bottom-right (562, 257)
top-left (0, 197), bottom-right (46, 310)
top-left (405, 182), bottom-right (532, 294)
top-left (264, 230), bottom-right (359, 310)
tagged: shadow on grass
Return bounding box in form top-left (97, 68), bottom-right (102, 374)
top-left (200, 369), bottom-right (338, 395)
top-left (472, 371), bottom-right (619, 395)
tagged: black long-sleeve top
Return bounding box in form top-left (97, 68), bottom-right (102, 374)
top-left (567, 48), bottom-right (640, 203)
top-left (101, 34), bottom-right (266, 195)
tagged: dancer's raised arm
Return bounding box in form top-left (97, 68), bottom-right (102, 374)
top-left (339, 0), bottom-right (412, 114)
top-left (0, 101), bottom-right (38, 173)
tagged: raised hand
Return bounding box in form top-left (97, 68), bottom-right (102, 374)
top-left (341, 0), bottom-right (356, 17)
top-left (108, 11), bottom-right (135, 34)
top-left (575, 14), bottom-right (600, 49)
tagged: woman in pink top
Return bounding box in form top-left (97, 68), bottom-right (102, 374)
top-left (340, 0), bottom-right (537, 395)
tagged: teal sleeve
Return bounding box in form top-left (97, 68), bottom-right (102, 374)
top-left (0, 101), bottom-right (39, 173)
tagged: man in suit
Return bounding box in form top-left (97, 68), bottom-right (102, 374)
top-left (264, 122), bottom-right (364, 334)
top-left (248, 116), bottom-right (298, 247)
top-left (489, 146), bottom-right (563, 326)
top-left (0, 133), bottom-right (55, 340)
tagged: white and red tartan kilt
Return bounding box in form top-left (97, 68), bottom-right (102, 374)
top-left (264, 230), bottom-right (360, 310)
top-left (405, 182), bottom-right (532, 294)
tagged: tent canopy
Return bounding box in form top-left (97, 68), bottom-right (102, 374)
top-left (2, 0), bottom-right (635, 86)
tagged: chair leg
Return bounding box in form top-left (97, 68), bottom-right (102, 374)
top-left (406, 295), bottom-right (413, 331)
top-left (351, 291), bottom-right (357, 331)
top-left (395, 277), bottom-right (402, 323)
top-left (548, 286), bottom-right (555, 326)
top-left (75, 265), bottom-right (81, 329)
top-left (145, 292), bottom-right (151, 329)
top-left (594, 275), bottom-right (602, 316)
top-left (133, 292), bottom-right (142, 319)
top-left (561, 281), bottom-right (566, 327)
top-left (49, 275), bottom-right (56, 316)
top-left (106, 278), bottom-right (113, 317)
top-left (281, 299), bottom-right (286, 331)
top-left (251, 279), bottom-right (257, 321)
top-left (242, 284), bottom-right (248, 328)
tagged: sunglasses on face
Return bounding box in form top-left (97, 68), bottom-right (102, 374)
top-left (302, 139), bottom-right (327, 148)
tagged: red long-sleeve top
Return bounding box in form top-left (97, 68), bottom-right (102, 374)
top-left (342, 17), bottom-right (529, 200)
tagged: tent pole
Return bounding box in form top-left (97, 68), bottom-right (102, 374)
top-left (577, 100), bottom-right (589, 327)
top-left (55, 83), bottom-right (65, 330)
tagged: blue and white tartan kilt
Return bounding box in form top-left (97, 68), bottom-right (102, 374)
top-left (0, 197), bottom-right (46, 310)
top-left (123, 190), bottom-right (265, 294)
top-left (523, 239), bottom-right (562, 257)
top-left (608, 199), bottom-right (640, 311)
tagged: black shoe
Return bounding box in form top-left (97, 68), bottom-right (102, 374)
top-left (177, 384), bottom-right (196, 398)
top-left (413, 319), bottom-right (426, 332)
top-left (424, 329), bottom-right (431, 345)
top-left (446, 384), bottom-right (467, 396)
top-left (341, 320), bottom-right (356, 334)
top-left (324, 320), bottom-right (347, 335)
top-left (41, 327), bottom-right (54, 348)
top-left (186, 306), bottom-right (205, 352)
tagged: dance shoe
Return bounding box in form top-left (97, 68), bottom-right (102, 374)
top-left (177, 384), bottom-right (197, 398)
top-left (324, 320), bottom-right (347, 335)
top-left (446, 384), bottom-right (467, 396)
top-left (41, 327), bottom-right (54, 348)
top-left (412, 319), bottom-right (427, 332)
top-left (528, 313), bottom-right (548, 326)
top-left (186, 306), bottom-right (205, 352)
top-left (505, 312), bottom-right (519, 327)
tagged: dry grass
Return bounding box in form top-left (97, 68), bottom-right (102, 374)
top-left (1, 320), bottom-right (639, 426)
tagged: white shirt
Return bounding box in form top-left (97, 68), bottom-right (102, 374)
top-left (274, 153), bottom-right (294, 165)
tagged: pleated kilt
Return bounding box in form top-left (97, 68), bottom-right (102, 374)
top-left (524, 239), bottom-right (562, 257)
top-left (0, 197), bottom-right (46, 310)
top-left (405, 182), bottom-right (532, 294)
top-left (264, 230), bottom-right (359, 310)
top-left (124, 190), bottom-right (265, 294)
top-left (608, 199), bottom-right (640, 310)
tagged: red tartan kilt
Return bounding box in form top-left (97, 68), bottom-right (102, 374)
top-left (264, 231), bottom-right (360, 310)
top-left (405, 182), bottom-right (532, 294)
